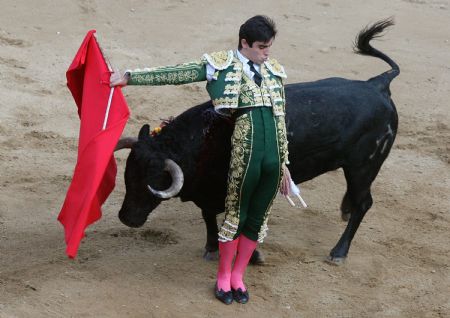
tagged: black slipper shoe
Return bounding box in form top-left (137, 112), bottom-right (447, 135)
top-left (232, 288), bottom-right (249, 304)
top-left (215, 284), bottom-right (233, 305)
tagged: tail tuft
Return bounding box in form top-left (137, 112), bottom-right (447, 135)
top-left (353, 18), bottom-right (399, 85)
top-left (354, 18), bottom-right (395, 55)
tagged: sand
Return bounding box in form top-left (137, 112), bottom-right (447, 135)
top-left (1, 0), bottom-right (449, 317)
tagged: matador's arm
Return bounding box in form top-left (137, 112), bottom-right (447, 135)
top-left (111, 51), bottom-right (234, 87)
top-left (126, 60), bottom-right (207, 86)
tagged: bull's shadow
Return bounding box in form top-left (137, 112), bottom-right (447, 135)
top-left (116, 18), bottom-right (399, 265)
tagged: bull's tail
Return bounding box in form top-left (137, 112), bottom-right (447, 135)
top-left (354, 18), bottom-right (400, 90)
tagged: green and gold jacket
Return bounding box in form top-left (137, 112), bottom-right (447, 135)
top-left (127, 50), bottom-right (289, 163)
top-left (127, 50), bottom-right (287, 116)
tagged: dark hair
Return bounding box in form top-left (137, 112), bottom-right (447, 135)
top-left (238, 15), bottom-right (277, 49)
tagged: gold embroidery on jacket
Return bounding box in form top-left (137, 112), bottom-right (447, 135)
top-left (275, 115), bottom-right (289, 164)
top-left (213, 96), bottom-right (239, 108)
top-left (132, 69), bottom-right (201, 85)
top-left (223, 83), bottom-right (240, 95)
top-left (202, 50), bottom-right (234, 70)
top-left (225, 70), bottom-right (241, 82)
top-left (264, 58), bottom-right (287, 78)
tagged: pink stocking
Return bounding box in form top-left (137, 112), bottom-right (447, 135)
top-left (216, 239), bottom-right (239, 292)
top-left (231, 234), bottom-right (257, 291)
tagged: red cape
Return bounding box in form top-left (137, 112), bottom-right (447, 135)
top-left (58, 30), bottom-right (130, 258)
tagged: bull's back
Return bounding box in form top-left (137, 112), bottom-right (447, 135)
top-left (284, 79), bottom-right (397, 182)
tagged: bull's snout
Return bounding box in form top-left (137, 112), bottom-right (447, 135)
top-left (118, 207), bottom-right (148, 228)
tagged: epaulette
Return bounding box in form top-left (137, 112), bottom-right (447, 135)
top-left (202, 50), bottom-right (234, 70)
top-left (264, 58), bottom-right (287, 78)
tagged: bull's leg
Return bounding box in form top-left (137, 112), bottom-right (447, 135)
top-left (340, 192), bottom-right (352, 222)
top-left (327, 165), bottom-right (375, 265)
top-left (201, 209), bottom-right (219, 261)
top-left (328, 190), bottom-right (372, 265)
top-left (328, 123), bottom-right (395, 265)
top-left (249, 248), bottom-right (265, 265)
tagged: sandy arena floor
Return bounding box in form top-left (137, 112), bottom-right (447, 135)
top-left (1, 1), bottom-right (449, 317)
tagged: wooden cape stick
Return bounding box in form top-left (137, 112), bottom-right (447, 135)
top-left (284, 179), bottom-right (308, 208)
top-left (93, 33), bottom-right (114, 131)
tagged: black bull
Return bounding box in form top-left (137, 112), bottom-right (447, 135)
top-left (116, 19), bottom-right (399, 264)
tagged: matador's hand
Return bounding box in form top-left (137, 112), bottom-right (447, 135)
top-left (110, 70), bottom-right (130, 87)
top-left (280, 164), bottom-right (292, 196)
top-left (280, 164), bottom-right (308, 208)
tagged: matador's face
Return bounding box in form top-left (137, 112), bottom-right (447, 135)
top-left (240, 37), bottom-right (274, 65)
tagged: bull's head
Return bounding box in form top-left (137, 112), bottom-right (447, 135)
top-left (115, 124), bottom-right (184, 227)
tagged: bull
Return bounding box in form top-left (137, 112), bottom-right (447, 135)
top-left (115, 19), bottom-right (399, 265)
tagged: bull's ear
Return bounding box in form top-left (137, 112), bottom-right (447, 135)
top-left (138, 124), bottom-right (151, 141)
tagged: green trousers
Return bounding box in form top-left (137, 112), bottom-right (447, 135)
top-left (218, 107), bottom-right (282, 243)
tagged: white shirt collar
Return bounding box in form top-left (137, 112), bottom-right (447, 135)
top-left (235, 49), bottom-right (261, 78)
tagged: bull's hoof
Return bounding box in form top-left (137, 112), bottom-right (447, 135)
top-left (203, 250), bottom-right (218, 261)
top-left (325, 255), bottom-right (346, 266)
top-left (341, 212), bottom-right (350, 222)
top-left (249, 249), bottom-right (265, 265)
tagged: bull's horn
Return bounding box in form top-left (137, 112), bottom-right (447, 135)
top-left (115, 137), bottom-right (138, 151)
top-left (147, 159), bottom-right (184, 199)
